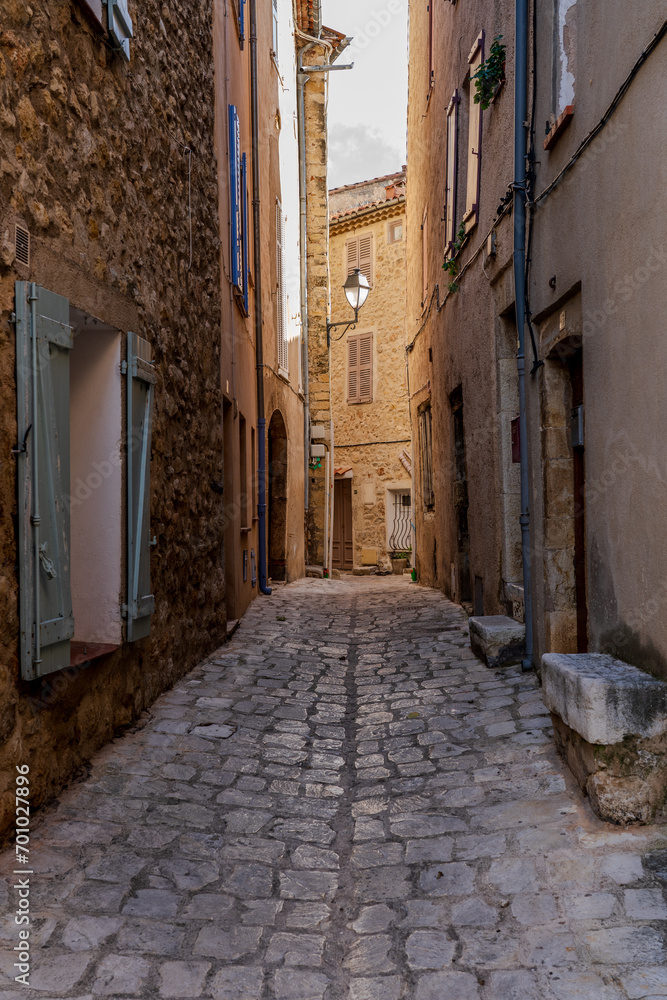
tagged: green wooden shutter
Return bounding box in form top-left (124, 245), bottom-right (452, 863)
top-left (16, 282), bottom-right (74, 680)
top-left (126, 332), bottom-right (155, 641)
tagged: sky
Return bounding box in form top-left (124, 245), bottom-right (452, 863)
top-left (321, 0), bottom-right (409, 189)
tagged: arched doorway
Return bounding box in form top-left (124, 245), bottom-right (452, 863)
top-left (268, 410), bottom-right (288, 581)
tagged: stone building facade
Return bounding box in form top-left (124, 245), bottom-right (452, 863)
top-left (329, 172), bottom-right (412, 572)
top-left (0, 0), bottom-right (225, 839)
top-left (407, 0), bottom-right (667, 820)
top-left (0, 0), bottom-right (309, 842)
top-left (295, 2), bottom-right (351, 570)
top-left (406, 0), bottom-right (517, 613)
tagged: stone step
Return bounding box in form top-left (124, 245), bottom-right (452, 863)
top-left (469, 615), bottom-right (526, 669)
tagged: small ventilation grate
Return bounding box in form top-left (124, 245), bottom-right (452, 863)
top-left (15, 225), bottom-right (30, 267)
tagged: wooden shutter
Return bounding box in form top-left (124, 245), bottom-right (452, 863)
top-left (445, 91), bottom-right (459, 253)
top-left (16, 282), bottom-right (74, 680)
top-left (422, 209), bottom-right (428, 305)
top-left (229, 105), bottom-right (243, 293)
top-left (428, 1), bottom-right (434, 97)
top-left (126, 331), bottom-right (155, 641)
top-left (241, 153), bottom-right (249, 315)
top-left (346, 234), bottom-right (373, 286)
top-left (465, 33), bottom-right (484, 229)
top-left (358, 333), bottom-right (373, 402)
top-left (272, 0), bottom-right (279, 57)
top-left (276, 199), bottom-right (288, 373)
top-left (347, 335), bottom-right (359, 402)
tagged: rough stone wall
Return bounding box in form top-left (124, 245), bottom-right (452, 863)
top-left (329, 198), bottom-right (411, 569)
top-left (302, 46), bottom-right (330, 567)
top-left (0, 0), bottom-right (224, 841)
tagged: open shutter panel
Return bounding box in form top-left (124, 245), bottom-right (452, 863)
top-left (229, 105), bottom-right (243, 293)
top-left (358, 333), bottom-right (373, 403)
top-left (241, 153), bottom-right (249, 315)
top-left (347, 335), bottom-right (359, 402)
top-left (445, 92), bottom-right (459, 253)
top-left (358, 234), bottom-right (373, 286)
top-left (16, 282), bottom-right (74, 680)
top-left (126, 332), bottom-right (155, 642)
top-left (466, 34), bottom-right (484, 229)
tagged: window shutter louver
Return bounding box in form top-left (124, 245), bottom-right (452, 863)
top-left (276, 199), bottom-right (288, 374)
top-left (16, 282), bottom-right (74, 680)
top-left (358, 234), bottom-right (373, 286)
top-left (422, 210), bottom-right (429, 305)
top-left (358, 333), bottom-right (373, 402)
top-left (272, 0), bottom-right (279, 58)
top-left (126, 331), bottom-right (155, 642)
top-left (347, 335), bottom-right (360, 402)
top-left (346, 234), bottom-right (373, 287)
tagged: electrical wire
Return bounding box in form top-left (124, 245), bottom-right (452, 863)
top-left (533, 18), bottom-right (667, 206)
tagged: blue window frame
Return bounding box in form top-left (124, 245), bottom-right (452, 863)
top-left (229, 105), bottom-right (250, 316)
top-left (237, 0), bottom-right (246, 48)
top-left (241, 152), bottom-right (249, 315)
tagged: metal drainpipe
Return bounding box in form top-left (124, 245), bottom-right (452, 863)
top-left (297, 42), bottom-right (316, 522)
top-left (513, 0), bottom-right (533, 669)
top-left (250, 0), bottom-right (271, 595)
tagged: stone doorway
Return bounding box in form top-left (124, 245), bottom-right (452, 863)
top-left (541, 339), bottom-right (588, 652)
top-left (333, 479), bottom-right (354, 569)
top-left (268, 410), bottom-right (288, 581)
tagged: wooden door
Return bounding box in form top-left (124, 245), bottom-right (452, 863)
top-left (333, 479), bottom-right (353, 569)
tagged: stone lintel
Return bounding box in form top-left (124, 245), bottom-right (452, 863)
top-left (542, 652), bottom-right (667, 745)
top-left (469, 616), bottom-right (526, 669)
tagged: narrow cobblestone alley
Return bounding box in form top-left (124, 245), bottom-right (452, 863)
top-left (2, 577), bottom-right (667, 999)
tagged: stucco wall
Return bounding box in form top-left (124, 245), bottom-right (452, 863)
top-left (0, 0), bottom-right (224, 840)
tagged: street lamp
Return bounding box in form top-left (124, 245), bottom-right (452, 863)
top-left (327, 268), bottom-right (371, 346)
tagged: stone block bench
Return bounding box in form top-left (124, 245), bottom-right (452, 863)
top-left (469, 616), bottom-right (526, 669)
top-left (542, 652), bottom-right (667, 824)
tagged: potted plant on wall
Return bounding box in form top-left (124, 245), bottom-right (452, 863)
top-left (391, 551), bottom-right (411, 575)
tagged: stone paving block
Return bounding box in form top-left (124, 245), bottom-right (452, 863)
top-left (272, 969), bottom-right (329, 999)
top-left (92, 954), bottom-right (151, 995)
top-left (482, 970), bottom-right (541, 999)
top-left (563, 892), bottom-right (616, 920)
top-left (352, 904), bottom-right (396, 933)
top-left (511, 892), bottom-right (558, 925)
top-left (621, 966), bottom-right (667, 998)
top-left (182, 892), bottom-right (234, 920)
top-left (601, 852), bottom-right (644, 884)
top-left (544, 970), bottom-right (626, 999)
top-left (158, 960), bottom-right (210, 997)
top-left (415, 971), bottom-right (480, 1000)
top-left (406, 929), bottom-right (456, 969)
top-left (344, 934), bottom-right (396, 974)
top-left (349, 976), bottom-right (406, 1000)
top-left (280, 870), bottom-right (339, 901)
top-left (62, 916), bottom-right (122, 951)
top-left (266, 932), bottom-right (325, 966)
top-left (583, 925), bottom-right (665, 964)
top-left (210, 966), bottom-right (264, 999)
top-left (624, 887), bottom-right (667, 920)
top-left (193, 924), bottom-right (262, 960)
top-left (452, 897), bottom-right (498, 927)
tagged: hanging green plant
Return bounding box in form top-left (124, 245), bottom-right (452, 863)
top-left (472, 36), bottom-right (506, 110)
top-left (442, 221), bottom-right (468, 293)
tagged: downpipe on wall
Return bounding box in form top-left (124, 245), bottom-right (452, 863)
top-left (250, 0), bottom-right (271, 595)
top-left (297, 41), bottom-right (316, 521)
top-left (513, 0), bottom-right (534, 669)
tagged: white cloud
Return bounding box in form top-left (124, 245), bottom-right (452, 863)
top-left (328, 123), bottom-right (403, 189)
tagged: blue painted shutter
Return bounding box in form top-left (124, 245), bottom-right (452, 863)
top-left (229, 105), bottom-right (243, 294)
top-left (126, 332), bottom-right (155, 641)
top-left (238, 0), bottom-right (246, 46)
top-left (241, 152), bottom-right (249, 315)
top-left (16, 282), bottom-right (74, 680)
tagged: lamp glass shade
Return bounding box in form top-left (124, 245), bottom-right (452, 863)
top-left (343, 268), bottom-right (370, 313)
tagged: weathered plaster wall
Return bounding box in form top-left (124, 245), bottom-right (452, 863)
top-left (529, 1), bottom-right (667, 673)
top-left (329, 189), bottom-right (411, 568)
top-left (0, 0), bottom-right (224, 840)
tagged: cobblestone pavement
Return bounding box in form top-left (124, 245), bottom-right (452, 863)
top-left (2, 576), bottom-right (667, 999)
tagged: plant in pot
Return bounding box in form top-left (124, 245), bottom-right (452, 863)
top-left (391, 551), bottom-right (411, 575)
